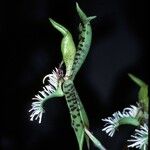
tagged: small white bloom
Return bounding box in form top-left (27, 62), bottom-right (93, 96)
top-left (102, 105), bottom-right (140, 137)
top-left (128, 124), bottom-right (148, 150)
top-left (102, 111), bottom-right (121, 137)
top-left (29, 68), bottom-right (60, 123)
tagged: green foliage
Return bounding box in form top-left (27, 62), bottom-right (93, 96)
top-left (49, 18), bottom-right (76, 78)
top-left (62, 79), bottom-right (89, 150)
top-left (128, 73), bottom-right (149, 112)
top-left (48, 3), bottom-right (101, 150)
top-left (71, 3), bottom-right (96, 80)
top-left (30, 2), bottom-right (150, 150)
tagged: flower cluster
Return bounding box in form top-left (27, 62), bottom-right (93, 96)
top-left (29, 68), bottom-right (59, 123)
top-left (102, 104), bottom-right (149, 149)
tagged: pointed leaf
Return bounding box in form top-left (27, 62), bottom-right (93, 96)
top-left (128, 73), bottom-right (149, 112)
top-left (49, 18), bottom-right (76, 77)
top-left (71, 3), bottom-right (96, 80)
top-left (62, 79), bottom-right (89, 150)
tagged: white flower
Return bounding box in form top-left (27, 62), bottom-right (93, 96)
top-left (102, 111), bottom-right (121, 137)
top-left (102, 105), bottom-right (140, 137)
top-left (128, 124), bottom-right (148, 150)
top-left (29, 68), bottom-right (60, 123)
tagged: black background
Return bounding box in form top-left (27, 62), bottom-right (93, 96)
top-left (1, 0), bottom-right (149, 150)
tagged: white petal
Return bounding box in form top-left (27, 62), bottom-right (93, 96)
top-left (29, 67), bottom-right (60, 124)
top-left (128, 124), bottom-right (148, 149)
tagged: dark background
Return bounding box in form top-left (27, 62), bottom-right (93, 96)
top-left (1, 0), bottom-right (149, 150)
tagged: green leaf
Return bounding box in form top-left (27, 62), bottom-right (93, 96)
top-left (62, 79), bottom-right (89, 150)
top-left (49, 18), bottom-right (76, 78)
top-left (71, 3), bottom-right (96, 80)
top-left (78, 95), bottom-right (90, 149)
top-left (128, 73), bottom-right (149, 112)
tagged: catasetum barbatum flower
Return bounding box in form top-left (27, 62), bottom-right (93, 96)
top-left (102, 104), bottom-right (141, 137)
top-left (128, 123), bottom-right (148, 150)
top-left (29, 68), bottom-right (64, 123)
